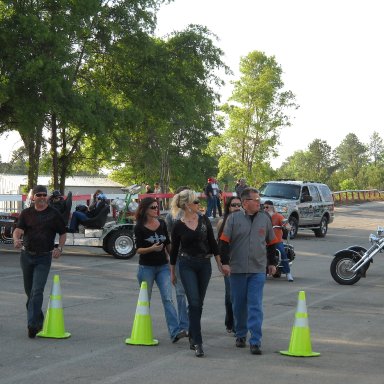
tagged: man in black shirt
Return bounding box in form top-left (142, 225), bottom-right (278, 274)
top-left (13, 185), bottom-right (66, 338)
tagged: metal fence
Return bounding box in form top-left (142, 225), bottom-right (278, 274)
top-left (0, 189), bottom-right (383, 215)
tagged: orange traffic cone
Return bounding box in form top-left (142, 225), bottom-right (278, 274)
top-left (37, 274), bottom-right (71, 339)
top-left (280, 291), bottom-right (320, 357)
top-left (125, 281), bottom-right (158, 346)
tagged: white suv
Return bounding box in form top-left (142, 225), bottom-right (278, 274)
top-left (259, 180), bottom-right (335, 238)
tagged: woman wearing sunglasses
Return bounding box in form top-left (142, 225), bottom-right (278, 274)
top-left (217, 196), bottom-right (242, 334)
top-left (169, 189), bottom-right (222, 357)
top-left (134, 197), bottom-right (184, 343)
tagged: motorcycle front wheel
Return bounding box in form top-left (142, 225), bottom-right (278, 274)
top-left (330, 254), bottom-right (362, 285)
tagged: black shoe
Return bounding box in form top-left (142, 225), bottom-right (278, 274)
top-left (195, 344), bottom-right (204, 357)
top-left (250, 344), bottom-right (262, 355)
top-left (236, 337), bottom-right (246, 348)
top-left (28, 326), bottom-right (38, 339)
top-left (172, 330), bottom-right (188, 343)
top-left (189, 336), bottom-right (195, 350)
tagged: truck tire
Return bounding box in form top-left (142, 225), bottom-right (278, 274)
top-left (314, 216), bottom-right (328, 238)
top-left (288, 216), bottom-right (298, 239)
top-left (107, 229), bottom-right (136, 259)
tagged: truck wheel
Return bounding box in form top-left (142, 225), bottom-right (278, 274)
top-left (107, 230), bottom-right (136, 259)
top-left (314, 216), bottom-right (328, 237)
top-left (288, 216), bottom-right (298, 239)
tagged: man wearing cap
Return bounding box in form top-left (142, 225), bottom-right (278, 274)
top-left (49, 190), bottom-right (73, 224)
top-left (13, 185), bottom-right (67, 338)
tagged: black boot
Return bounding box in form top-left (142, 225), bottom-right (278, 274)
top-left (195, 344), bottom-right (204, 357)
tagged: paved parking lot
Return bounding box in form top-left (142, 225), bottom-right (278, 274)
top-left (1, 202), bottom-right (384, 384)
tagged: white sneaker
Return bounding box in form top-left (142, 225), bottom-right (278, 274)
top-left (286, 273), bottom-right (294, 282)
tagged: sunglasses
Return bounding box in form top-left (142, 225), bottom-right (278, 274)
top-left (192, 200), bottom-right (200, 204)
top-left (35, 193), bottom-right (47, 197)
top-left (149, 205), bottom-right (158, 210)
top-left (230, 203), bottom-right (242, 207)
top-left (245, 198), bottom-right (260, 202)
top-left (263, 206), bottom-right (270, 209)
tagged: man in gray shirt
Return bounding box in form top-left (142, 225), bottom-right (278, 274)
top-left (220, 187), bottom-right (276, 355)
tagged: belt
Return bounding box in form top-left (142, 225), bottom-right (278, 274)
top-left (21, 246), bottom-right (52, 255)
top-left (179, 251), bottom-right (211, 261)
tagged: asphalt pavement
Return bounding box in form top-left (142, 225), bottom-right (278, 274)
top-left (1, 201), bottom-right (384, 384)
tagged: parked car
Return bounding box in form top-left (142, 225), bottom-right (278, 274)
top-left (259, 180), bottom-right (335, 238)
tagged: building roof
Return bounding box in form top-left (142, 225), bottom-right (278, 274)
top-left (0, 174), bottom-right (123, 193)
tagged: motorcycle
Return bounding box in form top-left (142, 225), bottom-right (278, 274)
top-left (271, 225), bottom-right (296, 278)
top-left (330, 226), bottom-right (384, 285)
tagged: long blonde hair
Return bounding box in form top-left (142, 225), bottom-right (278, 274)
top-left (170, 189), bottom-right (198, 218)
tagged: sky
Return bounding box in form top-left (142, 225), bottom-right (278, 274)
top-left (155, 0), bottom-right (384, 167)
top-left (1, 0), bottom-right (383, 168)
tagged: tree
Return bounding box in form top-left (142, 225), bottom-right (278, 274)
top-left (0, 0), bottom-right (168, 190)
top-left (107, 25), bottom-right (229, 191)
top-left (279, 139), bottom-right (335, 182)
top-left (209, 51), bottom-right (298, 185)
top-left (334, 133), bottom-right (368, 187)
top-left (0, 146), bottom-right (28, 174)
top-left (368, 131), bottom-right (384, 166)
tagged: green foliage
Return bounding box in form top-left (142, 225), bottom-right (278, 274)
top-left (210, 51), bottom-right (298, 185)
top-left (278, 139), bottom-right (335, 183)
top-left (105, 24), bottom-right (229, 191)
top-left (0, 0), bottom-right (170, 189)
top-left (334, 133), bottom-right (368, 180)
top-left (339, 178), bottom-right (358, 191)
top-left (0, 146), bottom-right (28, 174)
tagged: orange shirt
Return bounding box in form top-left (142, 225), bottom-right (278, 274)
top-left (268, 212), bottom-right (286, 245)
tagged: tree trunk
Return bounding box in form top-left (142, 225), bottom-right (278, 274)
top-left (160, 150), bottom-right (170, 208)
top-left (21, 126), bottom-right (43, 191)
top-left (50, 113), bottom-right (59, 190)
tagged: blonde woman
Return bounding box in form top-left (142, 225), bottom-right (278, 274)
top-left (169, 190), bottom-right (222, 357)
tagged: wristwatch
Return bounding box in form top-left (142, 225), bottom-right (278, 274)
top-left (58, 246), bottom-right (63, 252)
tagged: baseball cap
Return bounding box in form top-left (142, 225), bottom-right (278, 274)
top-left (33, 185), bottom-right (48, 195)
top-left (51, 190), bottom-right (62, 198)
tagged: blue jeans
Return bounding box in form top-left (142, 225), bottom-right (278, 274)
top-left (175, 259), bottom-right (189, 331)
top-left (205, 196), bottom-right (215, 217)
top-left (213, 196), bottom-right (222, 217)
top-left (20, 250), bottom-right (52, 329)
top-left (179, 258), bottom-right (212, 345)
top-left (224, 275), bottom-right (234, 331)
top-left (276, 242), bottom-right (290, 273)
top-left (69, 211), bottom-right (88, 231)
top-left (137, 264), bottom-right (180, 340)
top-left (230, 273), bottom-right (266, 347)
